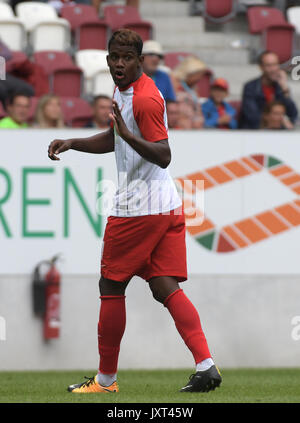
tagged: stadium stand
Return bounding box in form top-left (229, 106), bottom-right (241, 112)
top-left (202, 0), bottom-right (239, 24)
top-left (15, 2), bottom-right (71, 52)
top-left (75, 22), bottom-right (108, 50)
top-left (60, 96), bottom-right (93, 127)
top-left (247, 6), bottom-right (286, 33)
top-left (0, 3), bottom-right (26, 51)
top-left (196, 68), bottom-right (214, 98)
top-left (0, 20), bottom-right (26, 51)
top-left (28, 95), bottom-right (39, 122)
top-left (75, 21), bottom-right (108, 50)
top-left (75, 49), bottom-right (112, 95)
top-left (287, 5), bottom-right (300, 52)
top-left (75, 49), bottom-right (108, 79)
top-left (0, 2), bottom-right (15, 18)
top-left (92, 69), bottom-right (115, 97)
top-left (287, 6), bottom-right (300, 34)
top-left (262, 22), bottom-right (295, 63)
top-left (15, 2), bottom-right (61, 31)
top-left (33, 51), bottom-right (83, 97)
top-left (103, 5), bottom-right (153, 40)
top-left (60, 4), bottom-right (101, 31)
top-left (0, 0), bottom-right (299, 128)
top-left (60, 4), bottom-right (109, 50)
top-left (6, 50), bottom-right (27, 65)
top-left (29, 20), bottom-right (71, 52)
top-left (247, 6), bottom-right (295, 63)
top-left (164, 52), bottom-right (193, 69)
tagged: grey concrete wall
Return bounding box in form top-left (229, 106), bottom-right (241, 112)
top-left (0, 274), bottom-right (299, 371)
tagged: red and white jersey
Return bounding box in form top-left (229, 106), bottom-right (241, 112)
top-left (110, 72), bottom-right (181, 217)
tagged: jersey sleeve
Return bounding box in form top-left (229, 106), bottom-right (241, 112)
top-left (133, 94), bottom-right (168, 142)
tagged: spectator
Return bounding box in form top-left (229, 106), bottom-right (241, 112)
top-left (85, 95), bottom-right (112, 129)
top-left (240, 51), bottom-right (298, 129)
top-left (172, 56), bottom-right (206, 99)
top-left (142, 40), bottom-right (176, 102)
top-left (261, 101), bottom-right (294, 130)
top-left (172, 56), bottom-right (206, 129)
top-left (34, 94), bottom-right (65, 128)
top-left (202, 78), bottom-right (237, 129)
top-left (166, 100), bottom-right (181, 129)
top-left (0, 92), bottom-right (31, 129)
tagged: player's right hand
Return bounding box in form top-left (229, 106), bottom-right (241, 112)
top-left (48, 139), bottom-right (72, 161)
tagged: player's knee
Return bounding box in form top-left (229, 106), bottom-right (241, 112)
top-left (149, 277), bottom-right (180, 304)
top-left (99, 276), bottom-right (127, 296)
top-left (149, 286), bottom-right (164, 303)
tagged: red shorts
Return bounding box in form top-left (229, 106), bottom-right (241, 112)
top-left (100, 207), bottom-right (187, 282)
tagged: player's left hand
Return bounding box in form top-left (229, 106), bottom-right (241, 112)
top-left (109, 100), bottom-right (132, 142)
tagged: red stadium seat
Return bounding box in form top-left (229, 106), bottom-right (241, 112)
top-left (104, 5), bottom-right (141, 29)
top-left (60, 97), bottom-right (93, 127)
top-left (60, 4), bottom-right (100, 30)
top-left (263, 24), bottom-right (295, 64)
top-left (203, 0), bottom-right (238, 24)
top-left (196, 69), bottom-right (214, 98)
top-left (51, 68), bottom-right (82, 97)
top-left (103, 5), bottom-right (152, 40)
top-left (247, 6), bottom-right (286, 34)
top-left (33, 51), bottom-right (75, 73)
top-left (28, 96), bottom-right (39, 122)
top-left (33, 51), bottom-right (83, 97)
top-left (6, 51), bottom-right (27, 65)
top-left (61, 4), bottom-right (109, 51)
top-left (123, 22), bottom-right (152, 42)
top-left (75, 22), bottom-right (108, 50)
top-left (164, 52), bottom-right (195, 70)
top-left (5, 51), bottom-right (28, 73)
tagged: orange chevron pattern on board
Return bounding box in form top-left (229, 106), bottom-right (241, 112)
top-left (175, 154), bottom-right (300, 253)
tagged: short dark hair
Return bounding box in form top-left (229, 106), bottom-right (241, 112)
top-left (93, 95), bottom-right (112, 106)
top-left (5, 92), bottom-right (31, 109)
top-left (258, 50), bottom-right (279, 65)
top-left (263, 100), bottom-right (286, 114)
top-left (261, 100), bottom-right (286, 128)
top-left (108, 29), bottom-right (143, 56)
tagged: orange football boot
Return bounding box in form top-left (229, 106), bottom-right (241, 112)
top-left (68, 376), bottom-right (119, 393)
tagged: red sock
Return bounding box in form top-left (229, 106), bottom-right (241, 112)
top-left (164, 289), bottom-right (211, 364)
top-left (98, 295), bottom-right (126, 374)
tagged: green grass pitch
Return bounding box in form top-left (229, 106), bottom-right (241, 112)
top-left (1, 368), bottom-right (300, 403)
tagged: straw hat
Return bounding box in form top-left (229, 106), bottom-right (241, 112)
top-left (173, 56), bottom-right (207, 81)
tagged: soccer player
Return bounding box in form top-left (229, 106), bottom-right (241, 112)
top-left (48, 29), bottom-right (222, 393)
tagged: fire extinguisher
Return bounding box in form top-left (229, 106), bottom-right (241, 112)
top-left (32, 255), bottom-right (61, 340)
top-left (44, 255), bottom-right (61, 340)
